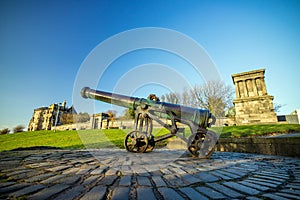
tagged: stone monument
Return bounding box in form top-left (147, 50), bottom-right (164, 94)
top-left (28, 101), bottom-right (76, 131)
top-left (232, 69), bottom-right (277, 124)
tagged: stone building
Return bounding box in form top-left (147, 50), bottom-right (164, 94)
top-left (90, 113), bottom-right (110, 129)
top-left (28, 101), bottom-right (76, 131)
top-left (232, 69), bottom-right (277, 124)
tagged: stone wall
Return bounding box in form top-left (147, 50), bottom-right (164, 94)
top-left (216, 137), bottom-right (300, 157)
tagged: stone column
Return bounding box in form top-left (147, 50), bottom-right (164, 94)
top-left (261, 78), bottom-right (267, 95)
top-left (242, 80), bottom-right (248, 97)
top-left (252, 79), bottom-right (258, 96)
top-left (235, 82), bottom-right (240, 98)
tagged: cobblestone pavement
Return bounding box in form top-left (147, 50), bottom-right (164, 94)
top-left (0, 149), bottom-right (299, 200)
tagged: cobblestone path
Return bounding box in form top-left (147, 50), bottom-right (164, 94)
top-left (0, 149), bottom-right (299, 199)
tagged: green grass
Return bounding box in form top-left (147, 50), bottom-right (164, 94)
top-left (0, 124), bottom-right (299, 151)
top-left (0, 128), bottom-right (170, 152)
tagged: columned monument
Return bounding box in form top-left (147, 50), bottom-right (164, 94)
top-left (232, 69), bottom-right (277, 124)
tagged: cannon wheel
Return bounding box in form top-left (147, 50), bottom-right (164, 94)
top-left (145, 136), bottom-right (155, 153)
top-left (188, 130), bottom-right (217, 158)
top-left (124, 131), bottom-right (148, 153)
top-left (188, 132), bottom-right (203, 157)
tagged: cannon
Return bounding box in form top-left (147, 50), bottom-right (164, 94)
top-left (81, 87), bottom-right (218, 158)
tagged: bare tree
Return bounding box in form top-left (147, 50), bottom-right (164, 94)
top-left (13, 125), bottom-right (25, 133)
top-left (122, 108), bottom-right (135, 120)
top-left (161, 81), bottom-right (234, 117)
top-left (273, 103), bottom-right (285, 113)
top-left (0, 128), bottom-right (10, 135)
top-left (164, 92), bottom-right (181, 104)
top-left (191, 81), bottom-right (234, 117)
top-left (107, 110), bottom-right (116, 127)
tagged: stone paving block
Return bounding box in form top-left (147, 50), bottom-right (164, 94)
top-left (25, 173), bottom-right (54, 183)
top-left (90, 166), bottom-right (108, 175)
top-left (6, 169), bottom-right (32, 177)
top-left (285, 183), bottom-right (300, 190)
top-left (262, 193), bottom-right (293, 200)
top-left (179, 187), bottom-right (209, 200)
top-left (184, 166), bottom-right (203, 174)
top-left (137, 187), bottom-right (156, 200)
top-left (41, 174), bottom-right (66, 184)
top-left (56, 175), bottom-right (81, 185)
top-left (164, 174), bottom-right (186, 187)
top-left (27, 184), bottom-right (70, 199)
top-left (280, 189), bottom-right (300, 196)
top-left (222, 182), bottom-right (260, 196)
top-left (137, 176), bottom-right (152, 186)
top-left (239, 180), bottom-right (270, 191)
top-left (180, 174), bottom-right (201, 185)
top-left (230, 166), bottom-right (250, 173)
top-left (0, 182), bottom-right (30, 194)
top-left (9, 184), bottom-right (45, 198)
top-left (222, 168), bottom-right (247, 177)
top-left (150, 170), bottom-right (163, 176)
top-left (62, 167), bottom-right (81, 174)
top-left (160, 168), bottom-right (173, 175)
top-left (239, 164), bottom-right (259, 172)
top-left (246, 178), bottom-right (280, 188)
top-left (121, 165), bottom-right (133, 175)
top-left (80, 185), bottom-right (107, 200)
top-left (151, 176), bottom-right (167, 187)
top-left (55, 185), bottom-right (86, 200)
top-left (169, 167), bottom-right (187, 175)
top-left (46, 165), bottom-right (73, 172)
top-left (0, 181), bottom-right (15, 188)
top-left (158, 188), bottom-right (184, 200)
top-left (111, 187), bottom-right (130, 200)
top-left (119, 175), bottom-right (132, 186)
top-left (246, 197), bottom-right (262, 200)
top-left (210, 171), bottom-right (232, 181)
top-left (76, 166), bottom-right (95, 175)
top-left (206, 182), bottom-right (244, 198)
top-left (216, 170), bottom-right (241, 179)
top-left (9, 170), bottom-right (42, 181)
top-left (194, 172), bottom-right (220, 182)
top-left (276, 191), bottom-right (300, 199)
top-left (105, 168), bottom-right (118, 176)
top-left (195, 186), bottom-right (227, 199)
top-left (252, 174), bottom-right (285, 182)
top-left (0, 160), bottom-right (20, 170)
top-left (82, 175), bottom-right (101, 186)
top-left (254, 171), bottom-right (289, 179)
top-left (98, 175), bottom-right (118, 186)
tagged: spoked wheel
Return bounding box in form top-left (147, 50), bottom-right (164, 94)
top-left (145, 136), bottom-right (155, 153)
top-left (188, 132), bottom-right (204, 157)
top-left (187, 130), bottom-right (217, 158)
top-left (124, 131), bottom-right (148, 153)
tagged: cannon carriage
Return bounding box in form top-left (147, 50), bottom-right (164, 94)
top-left (81, 87), bottom-right (217, 158)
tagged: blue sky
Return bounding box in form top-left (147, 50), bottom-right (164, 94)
top-left (1, 0), bottom-right (300, 130)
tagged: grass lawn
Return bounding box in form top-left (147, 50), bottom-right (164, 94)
top-left (0, 124), bottom-right (299, 152)
top-left (215, 124), bottom-right (300, 138)
top-left (0, 128), bottom-right (169, 152)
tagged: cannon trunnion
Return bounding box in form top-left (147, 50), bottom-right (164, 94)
top-left (81, 87), bottom-right (217, 158)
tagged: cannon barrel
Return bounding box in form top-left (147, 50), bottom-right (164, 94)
top-left (81, 87), bottom-right (212, 128)
top-left (81, 87), bottom-right (139, 109)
